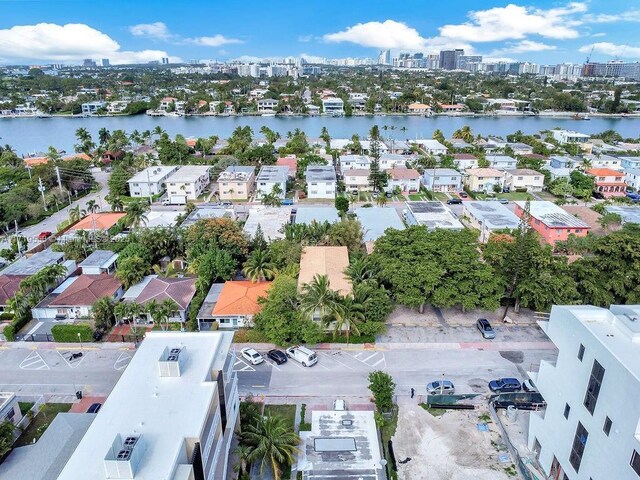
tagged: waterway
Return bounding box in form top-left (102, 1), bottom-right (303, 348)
top-left (1, 114), bottom-right (640, 155)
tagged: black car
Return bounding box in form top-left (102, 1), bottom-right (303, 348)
top-left (592, 191), bottom-right (605, 200)
top-left (447, 198), bottom-right (462, 205)
top-left (267, 349), bottom-right (288, 365)
top-left (87, 403), bottom-right (102, 413)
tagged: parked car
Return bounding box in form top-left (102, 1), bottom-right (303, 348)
top-left (522, 379), bottom-right (538, 392)
top-left (86, 403), bottom-right (102, 413)
top-left (221, 201), bottom-right (233, 207)
top-left (459, 192), bottom-right (468, 198)
top-left (37, 231), bottom-right (52, 240)
top-left (489, 378), bottom-right (522, 393)
top-left (286, 345), bottom-right (318, 367)
top-left (282, 198), bottom-right (294, 206)
top-left (592, 191), bottom-right (605, 200)
top-left (626, 192), bottom-right (640, 203)
top-left (499, 198), bottom-right (509, 204)
top-left (476, 318), bottom-right (496, 339)
top-left (267, 349), bottom-right (287, 365)
top-left (333, 399), bottom-right (346, 411)
top-left (447, 198), bottom-right (462, 205)
top-left (240, 347), bottom-right (264, 365)
top-left (426, 380), bottom-right (456, 395)
top-left (385, 191), bottom-right (393, 198)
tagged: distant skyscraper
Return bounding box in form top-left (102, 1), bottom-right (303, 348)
top-left (439, 49), bottom-right (464, 70)
top-left (161, 57), bottom-right (169, 64)
top-left (101, 58), bottom-right (110, 67)
top-left (378, 50), bottom-right (391, 65)
top-left (82, 59), bottom-right (96, 67)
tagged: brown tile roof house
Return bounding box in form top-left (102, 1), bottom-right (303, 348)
top-left (50, 274), bottom-right (122, 306)
top-left (389, 168), bottom-right (420, 180)
top-left (0, 275), bottom-right (28, 307)
top-left (134, 277), bottom-right (197, 310)
top-left (453, 153), bottom-right (478, 160)
top-left (298, 246), bottom-right (352, 296)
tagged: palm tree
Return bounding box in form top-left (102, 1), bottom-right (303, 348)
top-left (7, 291), bottom-right (29, 319)
top-left (345, 257), bottom-right (375, 284)
top-left (98, 127), bottom-right (111, 146)
top-left (376, 195), bottom-right (387, 207)
top-left (299, 274), bottom-right (339, 321)
top-left (324, 295), bottom-right (364, 342)
top-left (39, 263), bottom-right (67, 287)
top-left (243, 415), bottom-right (299, 480)
top-left (106, 194), bottom-right (124, 212)
top-left (234, 444), bottom-right (252, 479)
top-left (85, 199), bottom-right (100, 214)
top-left (243, 250), bottom-right (276, 282)
top-left (124, 201), bottom-right (149, 229)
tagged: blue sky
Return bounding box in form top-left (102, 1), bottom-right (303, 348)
top-left (0, 0), bottom-right (639, 64)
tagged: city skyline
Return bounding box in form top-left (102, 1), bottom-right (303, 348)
top-left (0, 0), bottom-right (639, 65)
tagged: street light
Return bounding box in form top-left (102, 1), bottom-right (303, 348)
top-left (77, 332), bottom-right (83, 349)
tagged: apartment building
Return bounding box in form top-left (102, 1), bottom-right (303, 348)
top-left (529, 305), bottom-right (640, 480)
top-left (505, 168), bottom-right (545, 192)
top-left (255, 166), bottom-right (288, 200)
top-left (465, 168), bottom-right (505, 193)
top-left (165, 166), bottom-right (211, 204)
top-left (127, 166), bottom-right (178, 198)
top-left (305, 165), bottom-right (337, 199)
top-left (552, 129), bottom-right (591, 145)
top-left (514, 201), bottom-right (590, 245)
top-left (339, 154), bottom-right (371, 173)
top-left (57, 332), bottom-right (239, 480)
top-left (587, 168), bottom-right (627, 198)
top-left (321, 97), bottom-right (344, 114)
top-left (217, 166), bottom-right (256, 201)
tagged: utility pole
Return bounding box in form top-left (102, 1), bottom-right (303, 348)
top-left (55, 166), bottom-right (63, 190)
top-left (38, 177), bottom-right (48, 211)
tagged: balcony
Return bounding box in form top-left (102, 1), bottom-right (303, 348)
top-left (201, 409), bottom-right (221, 465)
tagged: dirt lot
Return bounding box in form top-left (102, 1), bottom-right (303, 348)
top-left (386, 304), bottom-right (540, 327)
top-left (392, 402), bottom-right (516, 480)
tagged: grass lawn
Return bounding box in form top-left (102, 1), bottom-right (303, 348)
top-left (15, 403), bottom-right (72, 447)
top-left (432, 192), bottom-right (449, 201)
top-left (18, 402), bottom-right (34, 416)
top-left (408, 194), bottom-right (423, 201)
top-left (419, 403), bottom-right (447, 417)
top-left (380, 407), bottom-right (399, 480)
top-left (394, 194), bottom-right (407, 201)
top-left (497, 192), bottom-right (533, 201)
top-left (264, 404), bottom-right (297, 430)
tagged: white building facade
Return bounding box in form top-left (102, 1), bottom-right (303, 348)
top-left (128, 166), bottom-right (178, 198)
top-left (165, 166), bottom-right (211, 204)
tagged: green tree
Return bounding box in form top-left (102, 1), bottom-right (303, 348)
top-left (243, 250), bottom-right (276, 282)
top-left (184, 218), bottom-right (248, 261)
top-left (335, 196), bottom-right (349, 215)
top-left (108, 167), bottom-right (131, 197)
top-left (299, 274), bottom-right (340, 321)
top-left (549, 178), bottom-right (573, 198)
top-left (324, 295), bottom-right (364, 342)
top-left (569, 171), bottom-right (595, 202)
top-left (115, 255), bottom-right (149, 288)
top-left (123, 201), bottom-right (149, 229)
top-left (243, 415), bottom-right (300, 480)
top-left (92, 296), bottom-right (116, 331)
top-left (0, 421), bottom-right (14, 457)
top-left (193, 248), bottom-right (236, 286)
top-left (327, 218), bottom-right (364, 252)
top-left (368, 370), bottom-right (395, 412)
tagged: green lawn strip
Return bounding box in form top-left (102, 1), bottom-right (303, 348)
top-left (18, 402), bottom-right (34, 416)
top-left (263, 404), bottom-right (297, 430)
top-left (380, 408), bottom-right (399, 480)
top-left (419, 403), bottom-right (447, 417)
top-left (15, 403), bottom-right (72, 447)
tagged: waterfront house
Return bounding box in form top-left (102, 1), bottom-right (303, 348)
top-left (423, 168), bottom-right (462, 192)
top-left (586, 168), bottom-right (627, 197)
top-left (505, 168), bottom-right (545, 192)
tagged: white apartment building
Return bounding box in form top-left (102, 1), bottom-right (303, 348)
top-left (552, 129), bottom-right (591, 145)
top-left (255, 165), bottom-right (288, 199)
top-left (505, 168), bottom-right (545, 192)
top-left (529, 305), bottom-right (640, 480)
top-left (379, 153), bottom-right (408, 170)
top-left (107, 101), bottom-right (129, 114)
top-left (305, 165), bottom-right (337, 199)
top-left (322, 97), bottom-right (344, 114)
top-left (127, 166), bottom-right (178, 198)
top-left (57, 332), bottom-right (239, 480)
top-left (413, 139), bottom-right (448, 155)
top-left (625, 168), bottom-right (640, 191)
top-left (339, 154), bottom-right (371, 173)
top-left (81, 101), bottom-right (106, 115)
top-left (165, 166), bottom-right (211, 204)
top-left (217, 166), bottom-right (256, 201)
top-left (256, 98), bottom-right (278, 112)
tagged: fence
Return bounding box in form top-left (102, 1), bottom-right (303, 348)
top-left (15, 395), bottom-right (45, 432)
top-left (15, 333), bottom-right (54, 342)
top-left (102, 333), bottom-right (143, 343)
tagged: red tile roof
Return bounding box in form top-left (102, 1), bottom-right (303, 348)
top-left (50, 274), bottom-right (122, 306)
top-left (276, 157), bottom-right (297, 175)
top-left (453, 154), bottom-right (478, 160)
top-left (0, 275), bottom-right (28, 306)
top-left (69, 213), bottom-right (126, 231)
top-left (389, 168), bottom-right (420, 180)
top-left (586, 168), bottom-right (624, 177)
top-left (134, 277), bottom-right (197, 310)
top-left (212, 281), bottom-right (271, 316)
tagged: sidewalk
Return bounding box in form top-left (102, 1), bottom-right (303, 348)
top-left (231, 341), bottom-right (554, 352)
top-left (0, 341), bottom-right (136, 350)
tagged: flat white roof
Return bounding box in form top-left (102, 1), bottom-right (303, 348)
top-left (463, 201), bottom-right (521, 230)
top-left (515, 201), bottom-right (590, 228)
top-left (142, 210), bottom-right (183, 228)
top-left (166, 165), bottom-right (210, 183)
top-left (405, 201), bottom-right (464, 230)
top-left (243, 206), bottom-right (292, 241)
top-left (354, 207), bottom-right (405, 241)
top-left (295, 206), bottom-right (340, 225)
top-left (57, 332), bottom-right (234, 480)
top-left (128, 166), bottom-right (177, 184)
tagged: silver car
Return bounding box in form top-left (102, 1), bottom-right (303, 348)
top-left (426, 380), bottom-right (456, 395)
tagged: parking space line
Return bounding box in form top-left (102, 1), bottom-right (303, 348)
top-left (19, 351), bottom-right (49, 370)
top-left (57, 350), bottom-right (86, 369)
top-left (114, 352), bottom-right (132, 371)
top-left (361, 353), bottom-right (379, 363)
top-left (234, 359), bottom-right (255, 372)
top-left (267, 361), bottom-right (281, 372)
top-left (317, 362), bottom-right (330, 370)
top-left (320, 352), bottom-right (354, 370)
top-left (371, 358), bottom-right (385, 368)
top-left (353, 352), bottom-right (364, 359)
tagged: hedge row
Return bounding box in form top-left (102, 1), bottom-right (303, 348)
top-left (50, 324), bottom-right (94, 343)
top-left (3, 313), bottom-right (31, 341)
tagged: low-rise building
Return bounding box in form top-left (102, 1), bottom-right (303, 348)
top-left (465, 168), bottom-right (505, 193)
top-left (298, 246), bottom-right (351, 298)
top-left (127, 166), bottom-right (178, 198)
top-left (197, 281), bottom-right (271, 330)
top-left (551, 129), bottom-right (591, 145)
top-left (624, 168), bottom-right (640, 191)
top-left (63, 213), bottom-right (126, 238)
top-left (255, 166), bottom-right (288, 200)
top-left (583, 154), bottom-right (622, 170)
top-left (354, 206), bottom-right (405, 246)
top-left (78, 250), bottom-right (118, 275)
top-left (165, 166), bottom-right (211, 204)
top-left (379, 153), bottom-right (408, 170)
top-left (407, 102), bottom-right (431, 114)
top-left (514, 201), bottom-right (590, 245)
top-left (423, 168), bottom-right (462, 192)
top-left (256, 98), bottom-right (278, 112)
top-left (122, 275), bottom-right (197, 324)
top-left (57, 331), bottom-right (240, 480)
top-left (621, 157), bottom-right (640, 170)
top-left (322, 97), bottom-right (344, 114)
top-left (339, 154), bottom-right (371, 172)
top-left (276, 156), bottom-right (297, 177)
top-left (216, 166), bottom-right (255, 201)
top-left (413, 139), bottom-right (448, 155)
top-left (453, 153), bottom-right (478, 170)
top-left (106, 101), bottom-right (129, 114)
top-left (529, 305), bottom-right (640, 480)
top-left (605, 205), bottom-right (640, 225)
top-left (344, 169), bottom-right (371, 192)
top-left (305, 165), bottom-right (337, 199)
top-left (505, 168), bottom-right (545, 192)
top-left (587, 168), bottom-right (627, 197)
top-left (243, 206), bottom-right (292, 241)
top-left (487, 155), bottom-right (517, 170)
top-left (462, 201), bottom-right (521, 242)
top-left (403, 201), bottom-right (463, 230)
top-left (295, 206), bottom-right (340, 225)
top-left (0, 392), bottom-right (22, 426)
top-left (81, 101), bottom-right (106, 115)
top-left (549, 155), bottom-right (577, 169)
top-left (181, 205), bottom-right (235, 227)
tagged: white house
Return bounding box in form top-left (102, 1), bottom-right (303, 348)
top-left (78, 250), bottom-right (118, 275)
top-left (165, 166), bottom-right (211, 204)
top-left (81, 101), bottom-right (106, 115)
top-left (379, 153), bottom-right (408, 170)
top-left (423, 168), bottom-right (463, 192)
top-left (339, 154), bottom-right (371, 173)
top-left (487, 155), bottom-right (517, 170)
top-left (255, 165), bottom-right (289, 200)
top-left (344, 169), bottom-right (371, 192)
top-left (322, 97), bottom-right (344, 114)
top-left (127, 165), bottom-right (178, 198)
top-left (552, 129), bottom-right (590, 145)
top-left (505, 168), bottom-right (545, 192)
top-left (624, 168), bottom-right (640, 191)
top-left (256, 98), bottom-right (278, 112)
top-left (583, 154), bottom-right (623, 170)
top-left (388, 168), bottom-right (421, 193)
top-left (106, 101), bottom-right (129, 114)
top-left (453, 154), bottom-right (479, 170)
top-left (413, 139), bottom-right (448, 155)
top-left (305, 165), bottom-right (337, 199)
top-left (529, 304), bottom-right (640, 480)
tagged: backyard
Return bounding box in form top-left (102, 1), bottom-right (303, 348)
top-left (14, 403), bottom-right (72, 447)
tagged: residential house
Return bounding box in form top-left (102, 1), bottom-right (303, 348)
top-left (32, 274), bottom-right (124, 321)
top-left (216, 165), bottom-right (255, 201)
top-left (276, 156), bottom-right (297, 177)
top-left (256, 98), bottom-right (278, 112)
top-left (344, 169), bottom-right (371, 192)
top-left (583, 154), bottom-right (622, 170)
top-left (298, 247), bottom-right (352, 313)
top-left (624, 168), bottom-right (640, 191)
top-left (586, 168), bottom-right (627, 197)
top-left (57, 332), bottom-right (240, 480)
top-left (514, 201), bottom-right (590, 245)
top-left (389, 168), bottom-right (421, 193)
top-left (403, 201), bottom-right (464, 230)
top-left (165, 166), bottom-right (211, 204)
top-left (81, 101), bottom-right (106, 115)
top-left (255, 166), bottom-right (288, 200)
top-left (407, 102), bottom-right (431, 114)
top-left (449, 139), bottom-right (472, 150)
top-left (0, 392), bottom-right (22, 426)
top-left (506, 142), bottom-right (534, 155)
top-left (322, 97), bottom-right (344, 114)
top-left (242, 206), bottom-right (292, 241)
top-left (463, 201), bottom-right (521, 242)
top-left (413, 139), bottom-right (448, 155)
top-left (551, 129), bottom-right (591, 145)
top-left (61, 213), bottom-right (126, 241)
top-left (127, 165), bottom-right (178, 198)
top-left (78, 250), bottom-right (118, 275)
top-left (528, 305), bottom-right (640, 480)
top-left (295, 206), bottom-right (340, 225)
top-left (465, 168), bottom-right (505, 193)
top-left (505, 168), bottom-right (545, 192)
top-left (549, 156), bottom-right (577, 169)
top-left (106, 101), bottom-right (128, 114)
top-left (423, 168), bottom-right (462, 192)
top-left (621, 157), bottom-right (640, 170)
top-left (354, 207), bottom-right (405, 249)
top-left (305, 166), bottom-right (337, 199)
top-left (383, 140), bottom-right (412, 155)
top-left (379, 153), bottom-right (409, 170)
top-left (339, 154), bottom-right (371, 173)
top-left (453, 153), bottom-right (479, 170)
top-left (122, 275), bottom-right (197, 324)
top-left (197, 281), bottom-right (271, 329)
top-left (438, 103), bottom-right (465, 112)
top-left (158, 97), bottom-right (178, 110)
top-left (487, 155), bottom-right (517, 170)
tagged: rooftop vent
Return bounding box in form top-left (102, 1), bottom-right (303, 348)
top-left (104, 434), bottom-right (146, 479)
top-left (117, 450), bottom-right (131, 460)
top-left (158, 346), bottom-right (187, 377)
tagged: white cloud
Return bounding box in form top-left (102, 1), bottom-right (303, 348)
top-left (129, 21), bottom-right (242, 47)
top-left (0, 23), bottom-right (179, 64)
top-left (298, 35), bottom-right (314, 43)
top-left (490, 40), bottom-right (557, 56)
top-left (579, 42), bottom-right (640, 58)
top-left (439, 3), bottom-right (587, 42)
top-left (324, 20), bottom-right (428, 50)
top-left (591, 33), bottom-right (607, 38)
top-left (582, 10), bottom-right (640, 24)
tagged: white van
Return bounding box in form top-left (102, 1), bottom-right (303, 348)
top-left (285, 345), bottom-right (318, 367)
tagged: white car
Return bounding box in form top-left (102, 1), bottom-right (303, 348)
top-left (240, 348), bottom-right (264, 365)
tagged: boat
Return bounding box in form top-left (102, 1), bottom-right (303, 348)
top-left (261, 113), bottom-right (276, 117)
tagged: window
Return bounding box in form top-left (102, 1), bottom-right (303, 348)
top-left (584, 360), bottom-right (605, 415)
top-left (564, 403), bottom-right (571, 419)
top-left (576, 229), bottom-right (583, 234)
top-left (578, 344), bottom-right (585, 361)
top-left (569, 422), bottom-right (588, 472)
top-left (631, 450), bottom-right (640, 476)
top-left (518, 176), bottom-right (524, 181)
top-left (603, 417), bottom-right (612, 436)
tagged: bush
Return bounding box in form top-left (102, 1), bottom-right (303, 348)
top-left (50, 324), bottom-right (94, 343)
top-left (3, 324), bottom-right (15, 341)
top-left (3, 312), bottom-right (32, 341)
top-left (463, 186), bottom-right (477, 199)
top-left (0, 312), bottom-right (14, 321)
top-left (322, 334), bottom-right (376, 344)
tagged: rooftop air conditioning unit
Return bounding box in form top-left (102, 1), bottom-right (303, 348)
top-left (167, 355), bottom-right (178, 361)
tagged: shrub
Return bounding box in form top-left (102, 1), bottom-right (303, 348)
top-left (3, 324), bottom-right (15, 341)
top-left (0, 312), bottom-right (14, 321)
top-left (51, 324), bottom-right (94, 343)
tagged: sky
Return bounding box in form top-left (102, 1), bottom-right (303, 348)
top-left (0, 0), bottom-right (639, 65)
